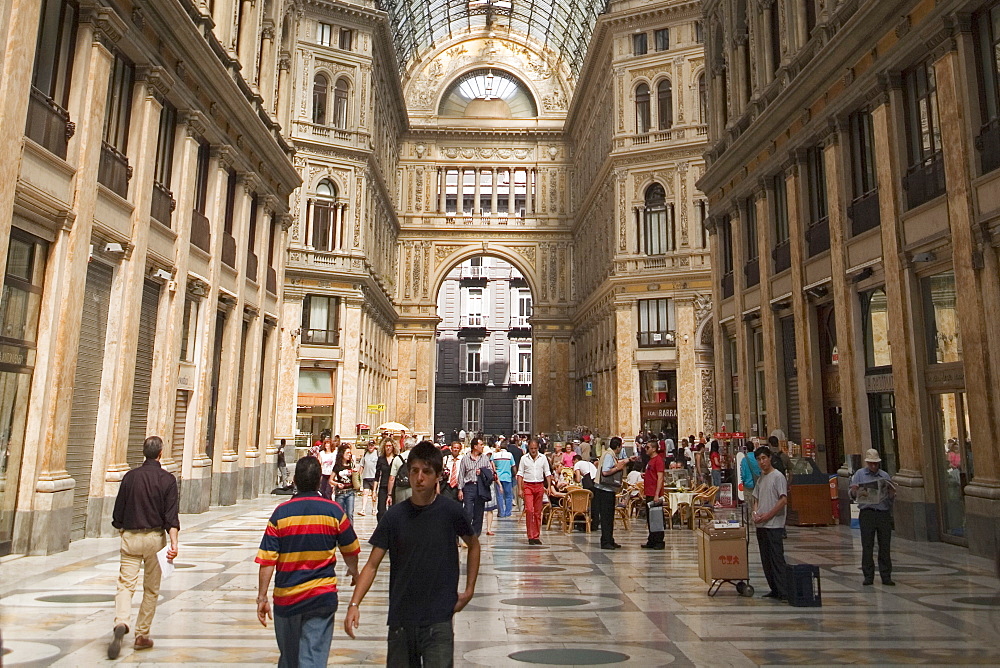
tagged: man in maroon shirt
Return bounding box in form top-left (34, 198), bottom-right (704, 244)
top-left (108, 436), bottom-right (179, 659)
top-left (641, 440), bottom-right (666, 550)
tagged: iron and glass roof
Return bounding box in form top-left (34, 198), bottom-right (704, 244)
top-left (377, 0), bottom-right (610, 77)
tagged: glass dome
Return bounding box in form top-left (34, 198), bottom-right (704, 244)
top-left (438, 69), bottom-right (538, 118)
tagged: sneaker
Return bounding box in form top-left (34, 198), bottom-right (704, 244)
top-left (863, 578), bottom-right (874, 586)
top-left (134, 635), bottom-right (154, 650)
top-left (108, 624), bottom-right (128, 659)
top-left (882, 579), bottom-right (896, 586)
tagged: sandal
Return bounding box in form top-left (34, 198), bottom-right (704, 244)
top-left (486, 531), bottom-right (495, 536)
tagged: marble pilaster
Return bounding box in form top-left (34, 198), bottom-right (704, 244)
top-left (337, 297), bottom-right (364, 439)
top-left (613, 302), bottom-right (639, 438)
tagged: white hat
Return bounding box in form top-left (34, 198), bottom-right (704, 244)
top-left (864, 448), bottom-right (881, 463)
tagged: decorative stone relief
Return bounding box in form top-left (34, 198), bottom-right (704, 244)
top-left (513, 245), bottom-right (536, 265)
top-left (434, 245), bottom-right (464, 261)
top-left (678, 162), bottom-right (689, 245)
top-left (701, 368), bottom-right (716, 433)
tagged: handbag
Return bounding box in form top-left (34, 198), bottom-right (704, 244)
top-left (352, 466), bottom-right (362, 492)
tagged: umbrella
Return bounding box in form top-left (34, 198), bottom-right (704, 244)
top-left (377, 421), bottom-right (410, 432)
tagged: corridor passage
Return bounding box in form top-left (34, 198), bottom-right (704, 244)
top-left (2, 496), bottom-right (999, 666)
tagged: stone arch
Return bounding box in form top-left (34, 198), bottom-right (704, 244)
top-left (428, 243), bottom-right (539, 305)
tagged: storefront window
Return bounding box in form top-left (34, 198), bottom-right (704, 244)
top-left (0, 231), bottom-right (47, 555)
top-left (868, 392), bottom-right (899, 475)
top-left (921, 271), bottom-right (961, 364)
top-left (297, 369), bottom-right (334, 447)
top-left (640, 370), bottom-right (677, 439)
top-left (931, 392), bottom-right (972, 542)
top-left (861, 287), bottom-right (892, 369)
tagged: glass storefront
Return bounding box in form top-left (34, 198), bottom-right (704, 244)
top-left (0, 231), bottom-right (47, 555)
top-left (297, 368), bottom-right (335, 449)
top-left (640, 369), bottom-right (677, 440)
top-left (930, 392), bottom-right (972, 541)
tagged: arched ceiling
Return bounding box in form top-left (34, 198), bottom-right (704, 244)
top-left (377, 0), bottom-right (610, 78)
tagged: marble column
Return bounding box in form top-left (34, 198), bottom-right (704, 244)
top-left (676, 299), bottom-right (700, 437)
top-left (762, 3), bottom-right (776, 83)
top-left (0, 0), bottom-right (43, 284)
top-left (614, 302), bottom-right (639, 438)
top-left (14, 19), bottom-right (113, 555)
top-left (337, 297), bottom-right (363, 438)
top-left (276, 55), bottom-right (290, 129)
top-left (473, 168), bottom-right (482, 216)
top-left (707, 217), bottom-right (728, 430)
top-left (527, 169), bottom-right (535, 216)
top-left (258, 24), bottom-right (275, 108)
top-left (439, 168), bottom-right (447, 213)
top-left (756, 187), bottom-right (781, 429)
top-left (786, 153), bottom-right (819, 444)
top-left (90, 75), bottom-right (164, 536)
top-left (824, 121), bottom-right (868, 518)
top-left (935, 47), bottom-right (1000, 556)
top-left (274, 294), bottom-right (303, 446)
top-left (731, 202), bottom-right (753, 437)
top-left (490, 168), bottom-right (499, 216)
top-left (871, 79), bottom-right (930, 540)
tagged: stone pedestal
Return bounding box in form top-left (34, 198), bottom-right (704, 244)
top-left (181, 455), bottom-right (212, 514)
top-left (965, 488), bottom-right (1000, 558)
top-left (892, 475), bottom-right (935, 543)
top-left (15, 477), bottom-right (74, 555)
top-left (214, 453), bottom-right (240, 506)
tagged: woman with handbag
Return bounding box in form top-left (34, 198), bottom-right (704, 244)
top-left (373, 438), bottom-right (397, 522)
top-left (457, 437), bottom-right (494, 536)
top-left (332, 445), bottom-right (357, 521)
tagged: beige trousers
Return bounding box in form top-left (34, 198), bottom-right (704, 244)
top-left (114, 530), bottom-right (166, 636)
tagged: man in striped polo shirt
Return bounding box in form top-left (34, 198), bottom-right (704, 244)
top-left (256, 456), bottom-right (361, 668)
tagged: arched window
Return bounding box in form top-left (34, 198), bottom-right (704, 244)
top-left (698, 73), bottom-right (708, 124)
top-left (312, 74), bottom-right (328, 124)
top-left (438, 69), bottom-right (538, 118)
top-left (312, 179), bottom-right (337, 250)
top-left (635, 83), bottom-right (651, 134)
top-left (333, 78), bottom-right (349, 128)
top-left (640, 183), bottom-right (675, 255)
top-left (657, 79), bottom-right (673, 130)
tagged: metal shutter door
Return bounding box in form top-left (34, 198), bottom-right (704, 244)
top-left (232, 320), bottom-right (249, 452)
top-left (67, 261), bottom-right (113, 537)
top-left (780, 316), bottom-right (801, 442)
top-left (127, 280), bottom-right (160, 468)
top-left (172, 389), bottom-right (188, 455)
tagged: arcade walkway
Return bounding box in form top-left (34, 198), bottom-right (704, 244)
top-left (2, 496), bottom-right (999, 666)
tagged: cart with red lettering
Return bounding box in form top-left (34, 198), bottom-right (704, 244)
top-left (697, 504), bottom-right (753, 597)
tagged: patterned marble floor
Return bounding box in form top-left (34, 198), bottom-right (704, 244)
top-left (2, 495), bottom-right (1000, 667)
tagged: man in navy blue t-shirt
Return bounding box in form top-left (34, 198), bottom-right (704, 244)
top-left (345, 441), bottom-right (480, 666)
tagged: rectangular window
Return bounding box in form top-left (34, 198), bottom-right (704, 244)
top-left (0, 231), bottom-right (47, 359)
top-left (921, 271), bottom-right (962, 364)
top-left (849, 109), bottom-right (878, 199)
top-left (975, 5), bottom-right (1000, 172)
top-left (180, 297), bottom-right (199, 362)
top-left (462, 287), bottom-right (484, 326)
top-left (27, 0), bottom-right (77, 158)
top-left (497, 169), bottom-right (510, 213)
top-left (513, 397), bottom-right (531, 434)
top-left (772, 174), bottom-right (789, 243)
top-left (223, 169), bottom-right (237, 235)
top-left (513, 169), bottom-right (527, 214)
top-left (194, 141), bottom-right (210, 215)
top-left (513, 290), bottom-right (532, 327)
top-left (301, 295), bottom-right (340, 345)
top-left (861, 287), bottom-right (892, 369)
top-left (465, 343), bottom-right (482, 383)
top-left (463, 397), bottom-right (483, 433)
top-left (720, 214), bottom-right (734, 298)
top-left (655, 28), bottom-right (670, 51)
top-left (695, 20), bottom-right (704, 44)
top-left (462, 169), bottom-right (475, 214)
top-left (637, 298), bottom-right (675, 347)
top-left (445, 169), bottom-right (458, 213)
top-left (633, 33), bottom-right (648, 56)
top-left (312, 200), bottom-right (334, 250)
top-left (103, 50), bottom-right (134, 152)
top-left (154, 103), bottom-right (176, 189)
top-left (339, 28), bottom-right (353, 50)
top-left (744, 198), bottom-right (758, 261)
top-left (903, 60), bottom-right (946, 208)
top-left (806, 145), bottom-right (830, 256)
top-left (643, 203), bottom-right (675, 255)
top-left (317, 22), bottom-right (333, 46)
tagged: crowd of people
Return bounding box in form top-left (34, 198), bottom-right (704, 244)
top-left (103, 427), bottom-right (896, 667)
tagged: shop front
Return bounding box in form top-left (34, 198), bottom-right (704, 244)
top-left (0, 230), bottom-right (47, 556)
top-left (297, 368), bottom-right (336, 452)
top-left (640, 369), bottom-right (678, 440)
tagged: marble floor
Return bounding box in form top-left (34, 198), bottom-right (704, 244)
top-left (3, 496), bottom-right (1000, 667)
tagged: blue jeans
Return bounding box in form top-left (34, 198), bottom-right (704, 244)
top-left (274, 609), bottom-right (335, 668)
top-left (335, 490), bottom-right (355, 522)
top-left (497, 480), bottom-right (513, 517)
top-left (387, 620), bottom-right (454, 667)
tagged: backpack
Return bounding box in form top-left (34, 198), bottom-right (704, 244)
top-left (394, 454), bottom-right (410, 488)
top-left (770, 451), bottom-right (787, 476)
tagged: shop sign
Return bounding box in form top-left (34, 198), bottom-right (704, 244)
top-left (585, 381), bottom-right (593, 396)
top-left (367, 403), bottom-right (386, 413)
top-left (713, 432), bottom-right (746, 440)
top-left (642, 407), bottom-right (677, 419)
top-left (831, 345), bottom-right (839, 365)
top-left (864, 372), bottom-right (894, 393)
top-left (0, 344), bottom-right (28, 368)
top-left (717, 483), bottom-right (735, 508)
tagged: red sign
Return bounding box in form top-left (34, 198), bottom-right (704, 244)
top-left (718, 554), bottom-right (741, 565)
top-left (713, 432), bottom-right (746, 440)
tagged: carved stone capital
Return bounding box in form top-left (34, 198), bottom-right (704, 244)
top-left (180, 110), bottom-right (207, 139)
top-left (80, 1), bottom-right (128, 45)
top-left (136, 65), bottom-right (174, 98)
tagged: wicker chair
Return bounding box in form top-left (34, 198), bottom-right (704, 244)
top-left (692, 486), bottom-right (720, 529)
top-left (562, 489), bottom-right (593, 533)
top-left (614, 490), bottom-right (631, 531)
top-left (546, 497), bottom-right (567, 530)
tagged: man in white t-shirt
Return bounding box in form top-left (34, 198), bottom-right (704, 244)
top-left (388, 441), bottom-right (411, 505)
top-left (752, 445), bottom-right (789, 601)
top-left (572, 454), bottom-right (598, 487)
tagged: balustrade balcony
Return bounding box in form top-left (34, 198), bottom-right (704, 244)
top-left (25, 87), bottom-right (72, 159)
top-left (98, 141), bottom-right (131, 198)
top-left (190, 210), bottom-right (211, 252)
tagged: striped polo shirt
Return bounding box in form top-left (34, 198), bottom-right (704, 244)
top-left (255, 492), bottom-right (361, 617)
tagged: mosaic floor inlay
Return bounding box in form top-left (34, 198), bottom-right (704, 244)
top-left (2, 496), bottom-right (999, 666)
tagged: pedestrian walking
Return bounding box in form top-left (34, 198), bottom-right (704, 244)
top-left (595, 437), bottom-right (633, 550)
top-left (516, 438), bottom-right (552, 545)
top-left (108, 436), bottom-right (179, 659)
top-left (256, 456), bottom-right (361, 668)
top-left (457, 437), bottom-right (493, 536)
top-left (345, 441), bottom-right (480, 666)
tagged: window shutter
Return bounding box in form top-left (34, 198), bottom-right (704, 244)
top-left (459, 341), bottom-right (467, 380)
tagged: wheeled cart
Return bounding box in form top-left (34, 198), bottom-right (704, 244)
top-left (697, 508), bottom-right (754, 597)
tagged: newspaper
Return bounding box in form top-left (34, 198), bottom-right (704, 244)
top-left (156, 545), bottom-right (175, 579)
top-left (855, 478), bottom-right (894, 506)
